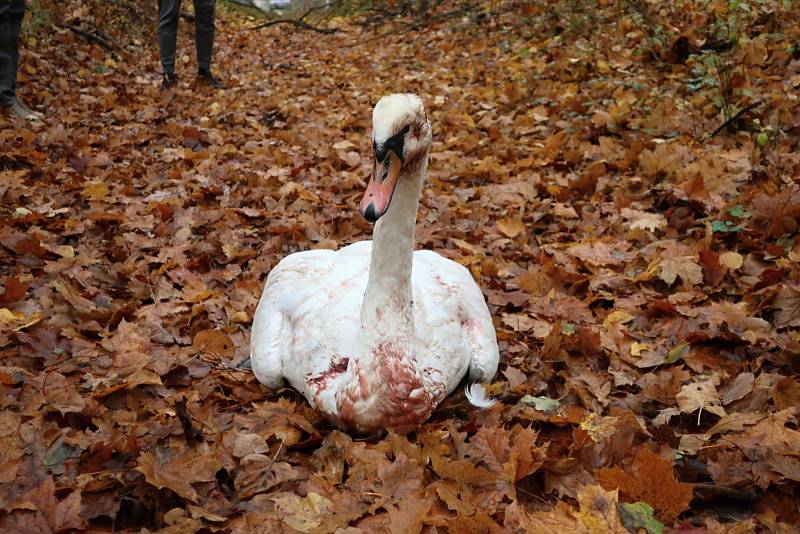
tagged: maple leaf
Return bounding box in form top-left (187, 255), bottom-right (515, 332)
top-left (136, 444), bottom-right (223, 502)
top-left (566, 240), bottom-right (636, 267)
top-left (271, 492), bottom-right (334, 533)
top-left (659, 256), bottom-right (703, 286)
top-left (728, 409), bottom-right (800, 456)
top-left (596, 447), bottom-right (694, 523)
top-left (676, 379), bottom-right (726, 419)
top-left (505, 484), bottom-right (627, 533)
top-left (622, 208), bottom-right (667, 232)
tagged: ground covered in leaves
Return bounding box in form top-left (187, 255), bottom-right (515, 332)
top-left (1, 0), bottom-right (800, 532)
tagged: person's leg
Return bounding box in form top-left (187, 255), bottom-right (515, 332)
top-left (193, 0), bottom-right (215, 74)
top-left (0, 0), bottom-right (25, 107)
top-left (157, 0), bottom-right (182, 77)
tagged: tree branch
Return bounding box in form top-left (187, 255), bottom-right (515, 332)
top-left (249, 2), bottom-right (340, 33)
top-left (251, 18), bottom-right (338, 33)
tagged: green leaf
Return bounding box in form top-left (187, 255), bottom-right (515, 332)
top-left (727, 204), bottom-right (750, 218)
top-left (757, 131), bottom-right (768, 147)
top-left (665, 342), bottom-right (690, 364)
top-left (562, 323), bottom-right (576, 336)
top-left (711, 220), bottom-right (744, 233)
top-left (520, 395), bottom-right (560, 412)
top-left (619, 501), bottom-right (664, 534)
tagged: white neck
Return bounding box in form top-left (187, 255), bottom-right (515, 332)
top-left (359, 156), bottom-right (427, 345)
top-left (334, 153), bottom-right (431, 431)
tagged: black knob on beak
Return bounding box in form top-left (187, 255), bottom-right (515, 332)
top-left (363, 203), bottom-right (379, 223)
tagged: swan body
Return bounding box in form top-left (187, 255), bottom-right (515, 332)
top-left (250, 94), bottom-right (499, 433)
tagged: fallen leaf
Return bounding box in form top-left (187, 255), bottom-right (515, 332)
top-left (597, 447), bottom-right (693, 523)
top-left (521, 395), bottom-right (560, 412)
top-left (676, 379), bottom-right (726, 418)
top-left (497, 217), bottom-right (527, 238)
top-left (719, 251), bottom-right (743, 270)
top-left (660, 256), bottom-right (703, 286)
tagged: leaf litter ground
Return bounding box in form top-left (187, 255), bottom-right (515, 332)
top-left (1, 1), bottom-right (799, 532)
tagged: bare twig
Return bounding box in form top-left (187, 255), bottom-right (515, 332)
top-left (707, 101), bottom-right (761, 139)
top-left (62, 24), bottom-right (117, 50)
top-left (251, 18), bottom-right (338, 33)
top-left (249, 2), bottom-right (340, 33)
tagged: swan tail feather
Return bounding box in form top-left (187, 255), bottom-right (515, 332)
top-left (464, 383), bottom-right (496, 409)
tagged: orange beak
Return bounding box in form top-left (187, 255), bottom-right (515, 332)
top-left (359, 150), bottom-right (402, 223)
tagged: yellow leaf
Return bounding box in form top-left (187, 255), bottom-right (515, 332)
top-left (463, 113), bottom-right (476, 129)
top-left (603, 310), bottom-right (634, 328)
top-left (82, 181), bottom-right (110, 201)
top-left (630, 342), bottom-right (651, 356)
top-left (53, 245), bottom-right (75, 259)
top-left (0, 308), bottom-right (43, 331)
top-left (0, 308), bottom-right (21, 323)
top-left (719, 251), bottom-right (743, 270)
top-left (497, 217), bottom-right (526, 239)
top-left (229, 311), bottom-right (250, 324)
top-left (580, 412), bottom-right (619, 443)
top-left (450, 238), bottom-right (483, 255)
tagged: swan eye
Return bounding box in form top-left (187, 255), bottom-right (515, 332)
top-left (374, 124), bottom-right (410, 163)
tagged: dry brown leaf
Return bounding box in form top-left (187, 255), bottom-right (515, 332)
top-left (660, 256), bottom-right (704, 286)
top-left (721, 372), bottom-right (755, 405)
top-left (496, 217), bottom-right (527, 238)
top-left (622, 208), bottom-right (667, 232)
top-left (596, 447), bottom-right (693, 523)
top-left (505, 485), bottom-right (627, 533)
top-left (676, 379), bottom-right (726, 418)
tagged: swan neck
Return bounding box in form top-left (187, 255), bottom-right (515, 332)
top-left (360, 157), bottom-right (426, 337)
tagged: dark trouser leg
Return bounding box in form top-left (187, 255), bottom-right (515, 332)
top-left (0, 0), bottom-right (25, 106)
top-left (157, 0), bottom-right (181, 75)
top-left (193, 0), bottom-right (215, 72)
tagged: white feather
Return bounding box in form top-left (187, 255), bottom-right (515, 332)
top-left (465, 383), bottom-right (496, 409)
top-left (372, 93), bottom-right (425, 143)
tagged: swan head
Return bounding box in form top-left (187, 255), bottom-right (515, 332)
top-left (359, 93), bottom-right (432, 223)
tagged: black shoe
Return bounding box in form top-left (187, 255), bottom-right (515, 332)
top-left (162, 72), bottom-right (178, 89)
top-left (3, 98), bottom-right (44, 121)
top-left (197, 68), bottom-right (224, 89)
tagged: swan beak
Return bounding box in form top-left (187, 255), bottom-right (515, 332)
top-left (359, 150), bottom-right (402, 223)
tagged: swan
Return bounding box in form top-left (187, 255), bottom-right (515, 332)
top-left (250, 94), bottom-right (499, 434)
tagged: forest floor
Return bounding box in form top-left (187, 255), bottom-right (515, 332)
top-left (1, 1), bottom-right (799, 532)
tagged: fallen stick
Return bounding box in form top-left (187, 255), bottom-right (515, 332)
top-left (249, 2), bottom-right (339, 34)
top-left (693, 483), bottom-right (761, 502)
top-left (63, 24), bottom-right (116, 50)
top-left (250, 18), bottom-right (338, 33)
top-left (707, 101), bottom-right (761, 139)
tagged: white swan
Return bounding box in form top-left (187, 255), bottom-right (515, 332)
top-left (250, 94), bottom-right (499, 434)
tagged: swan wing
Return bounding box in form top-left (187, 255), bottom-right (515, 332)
top-left (250, 249), bottom-right (338, 389)
top-left (250, 243), bottom-right (372, 395)
top-left (413, 251), bottom-right (499, 384)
